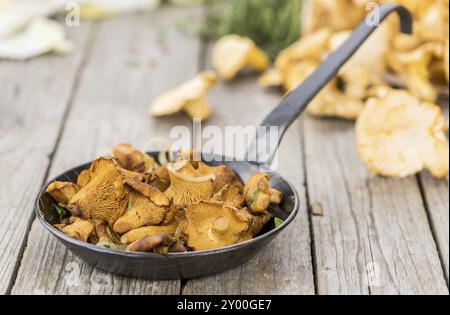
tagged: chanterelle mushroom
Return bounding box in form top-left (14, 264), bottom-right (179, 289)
top-left (94, 220), bottom-right (124, 250)
top-left (77, 169), bottom-right (92, 188)
top-left (113, 180), bottom-right (170, 234)
top-left (56, 217), bottom-right (94, 242)
top-left (68, 158), bottom-right (128, 226)
top-left (120, 224), bottom-right (178, 244)
top-left (149, 71), bottom-right (217, 120)
top-left (244, 173), bottom-right (282, 214)
top-left (46, 181), bottom-right (79, 205)
top-left (210, 185), bottom-right (244, 209)
top-left (212, 35), bottom-right (270, 80)
top-left (197, 162), bottom-right (243, 192)
top-left (356, 88), bottom-right (449, 178)
top-left (184, 201), bottom-right (249, 251)
top-left (127, 233), bottom-right (175, 253)
top-left (164, 161), bottom-right (215, 206)
top-left (111, 143), bottom-right (157, 173)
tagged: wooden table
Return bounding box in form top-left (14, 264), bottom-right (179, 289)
top-left (1, 5), bottom-right (448, 295)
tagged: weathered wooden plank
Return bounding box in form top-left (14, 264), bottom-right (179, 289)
top-left (419, 174), bottom-right (449, 284)
top-left (304, 116), bottom-right (448, 295)
top-left (0, 22), bottom-right (92, 294)
top-left (182, 74), bottom-right (315, 294)
top-left (418, 101), bottom-right (449, 284)
top-left (11, 6), bottom-right (202, 294)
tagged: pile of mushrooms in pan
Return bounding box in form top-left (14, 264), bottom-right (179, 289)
top-left (45, 144), bottom-right (283, 253)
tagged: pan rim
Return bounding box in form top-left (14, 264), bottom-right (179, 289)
top-left (35, 155), bottom-right (300, 259)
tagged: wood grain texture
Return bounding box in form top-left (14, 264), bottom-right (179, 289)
top-left (182, 72), bottom-right (315, 294)
top-left (0, 23), bottom-right (92, 294)
top-left (418, 102), bottom-right (450, 284)
top-left (419, 175), bottom-right (449, 284)
top-left (303, 116), bottom-right (448, 295)
top-left (11, 6), bottom-right (202, 295)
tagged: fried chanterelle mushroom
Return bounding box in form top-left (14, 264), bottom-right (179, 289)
top-left (46, 181), bottom-right (79, 205)
top-left (113, 180), bottom-right (170, 234)
top-left (212, 35), bottom-right (270, 80)
top-left (164, 161), bottom-right (215, 206)
top-left (184, 201), bottom-right (250, 251)
top-left (111, 143), bottom-right (157, 173)
top-left (46, 146), bottom-right (284, 254)
top-left (244, 173), bottom-right (283, 214)
top-left (149, 71), bottom-right (217, 120)
top-left (356, 88), bottom-right (449, 178)
top-left (56, 217), bottom-right (94, 242)
top-left (68, 158), bottom-right (128, 226)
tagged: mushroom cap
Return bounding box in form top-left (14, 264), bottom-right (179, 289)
top-left (57, 217), bottom-right (94, 242)
top-left (306, 80), bottom-right (365, 120)
top-left (275, 29), bottom-right (331, 78)
top-left (127, 233), bottom-right (174, 253)
top-left (212, 35), bottom-right (269, 80)
top-left (148, 164), bottom-right (171, 192)
top-left (76, 169), bottom-right (93, 188)
top-left (184, 201), bottom-right (250, 251)
top-left (197, 162), bottom-right (243, 192)
top-left (120, 224), bottom-right (178, 244)
top-left (125, 179), bottom-right (170, 207)
top-left (68, 158), bottom-right (128, 226)
top-left (244, 173), bottom-right (272, 214)
top-left (210, 184), bottom-right (244, 209)
top-left (149, 71), bottom-right (216, 120)
top-left (232, 207), bottom-right (273, 238)
top-left (356, 88), bottom-right (449, 178)
top-left (164, 161), bottom-right (215, 206)
top-left (113, 180), bottom-right (170, 234)
top-left (269, 188), bottom-right (283, 205)
top-left (387, 42), bottom-right (442, 102)
top-left (111, 143), bottom-right (157, 173)
top-left (46, 181), bottom-right (79, 205)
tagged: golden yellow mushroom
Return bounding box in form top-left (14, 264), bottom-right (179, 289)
top-left (56, 217), bottom-right (94, 242)
top-left (68, 158), bottom-right (128, 226)
top-left (356, 88), bottom-right (449, 178)
top-left (120, 224), bottom-right (178, 244)
top-left (111, 143), bottom-right (157, 173)
top-left (184, 201), bottom-right (250, 251)
top-left (46, 181), bottom-right (79, 205)
top-left (212, 35), bottom-right (269, 80)
top-left (149, 71), bottom-right (217, 120)
top-left (244, 173), bottom-right (282, 214)
top-left (164, 161), bottom-right (215, 206)
top-left (76, 169), bottom-right (93, 188)
top-left (197, 162), bottom-right (243, 192)
top-left (210, 184), bottom-right (244, 209)
top-left (113, 180), bottom-right (170, 234)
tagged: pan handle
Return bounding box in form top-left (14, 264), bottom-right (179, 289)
top-left (247, 4), bottom-right (412, 166)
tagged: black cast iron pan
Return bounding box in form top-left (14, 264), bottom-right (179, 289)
top-left (35, 5), bottom-right (412, 280)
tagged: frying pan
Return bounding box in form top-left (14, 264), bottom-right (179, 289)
top-left (35, 5), bottom-right (412, 280)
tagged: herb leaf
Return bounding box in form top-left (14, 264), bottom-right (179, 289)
top-left (53, 204), bottom-right (69, 222)
top-left (274, 217), bottom-right (284, 228)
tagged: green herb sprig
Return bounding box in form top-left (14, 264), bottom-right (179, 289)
top-left (201, 0), bottom-right (303, 60)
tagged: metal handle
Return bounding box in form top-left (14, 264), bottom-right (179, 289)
top-left (247, 4), bottom-right (412, 166)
